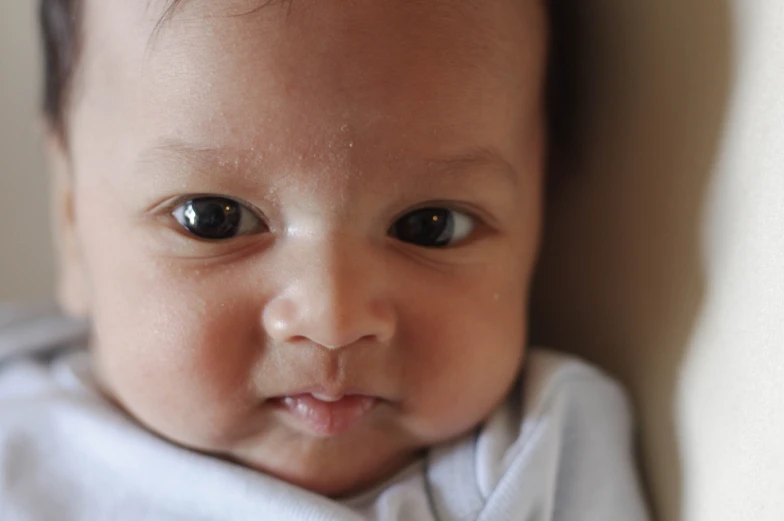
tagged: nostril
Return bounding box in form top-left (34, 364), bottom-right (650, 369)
top-left (287, 335), bottom-right (311, 345)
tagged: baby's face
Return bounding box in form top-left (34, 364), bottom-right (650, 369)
top-left (61, 0), bottom-right (546, 496)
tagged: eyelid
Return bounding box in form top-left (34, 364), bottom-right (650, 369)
top-left (388, 200), bottom-right (490, 230)
top-left (153, 193), bottom-right (266, 220)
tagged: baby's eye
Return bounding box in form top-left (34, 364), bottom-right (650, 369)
top-left (389, 207), bottom-right (475, 248)
top-left (172, 197), bottom-right (266, 240)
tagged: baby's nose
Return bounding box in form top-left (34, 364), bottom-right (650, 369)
top-left (262, 239), bottom-right (396, 350)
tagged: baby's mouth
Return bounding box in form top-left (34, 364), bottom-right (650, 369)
top-left (270, 393), bottom-right (378, 437)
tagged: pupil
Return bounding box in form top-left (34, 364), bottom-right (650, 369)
top-left (184, 198), bottom-right (241, 239)
top-left (394, 208), bottom-right (453, 247)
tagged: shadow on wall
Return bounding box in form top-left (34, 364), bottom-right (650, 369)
top-left (531, 1), bottom-right (733, 520)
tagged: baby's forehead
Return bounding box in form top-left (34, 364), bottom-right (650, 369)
top-left (72, 0), bottom-right (546, 186)
top-left (82, 0), bottom-right (545, 80)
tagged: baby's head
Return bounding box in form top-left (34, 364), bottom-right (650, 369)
top-left (42, 0), bottom-right (547, 496)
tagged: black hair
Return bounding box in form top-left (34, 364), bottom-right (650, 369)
top-left (40, 0), bottom-right (82, 141)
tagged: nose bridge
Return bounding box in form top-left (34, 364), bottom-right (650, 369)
top-left (265, 232), bottom-right (395, 349)
top-left (309, 234), bottom-right (372, 312)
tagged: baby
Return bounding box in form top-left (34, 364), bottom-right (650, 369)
top-left (0, 0), bottom-right (649, 519)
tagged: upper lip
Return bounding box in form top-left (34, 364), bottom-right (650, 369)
top-left (268, 386), bottom-right (375, 402)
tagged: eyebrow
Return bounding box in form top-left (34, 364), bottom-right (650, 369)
top-left (137, 138), bottom-right (519, 190)
top-left (138, 139), bottom-right (247, 168)
top-left (427, 146), bottom-right (519, 188)
top-left (154, 0), bottom-right (289, 34)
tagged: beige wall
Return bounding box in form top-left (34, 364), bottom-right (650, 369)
top-left (0, 1), bottom-right (56, 302)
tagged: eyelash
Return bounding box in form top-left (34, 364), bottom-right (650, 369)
top-left (161, 195), bottom-right (265, 222)
top-left (161, 194), bottom-right (486, 247)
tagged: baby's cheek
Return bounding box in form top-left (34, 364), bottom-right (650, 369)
top-left (398, 286), bottom-right (526, 441)
top-left (91, 271), bottom-right (262, 448)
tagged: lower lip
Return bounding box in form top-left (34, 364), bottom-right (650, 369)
top-left (273, 394), bottom-right (377, 437)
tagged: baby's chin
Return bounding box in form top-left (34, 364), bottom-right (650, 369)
top-left (237, 446), bottom-right (420, 498)
top-left (218, 422), bottom-right (424, 497)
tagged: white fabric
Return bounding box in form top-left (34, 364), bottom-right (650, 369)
top-left (0, 311), bottom-right (649, 521)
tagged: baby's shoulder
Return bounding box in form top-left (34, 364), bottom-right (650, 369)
top-left (0, 301), bottom-right (88, 368)
top-left (467, 349), bottom-right (649, 520)
top-left (487, 348), bottom-right (639, 491)
top-left (0, 301), bottom-right (89, 414)
top-left (520, 348), bottom-right (634, 427)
